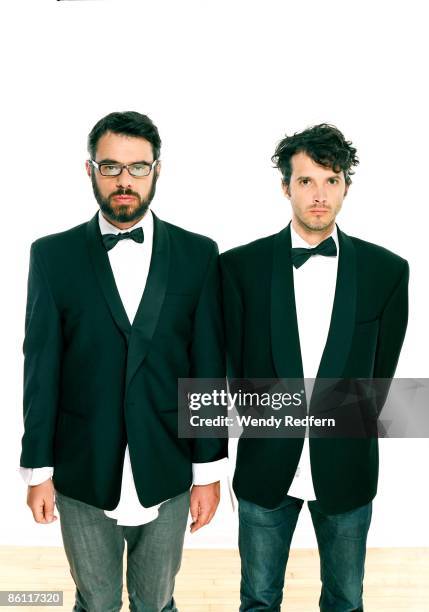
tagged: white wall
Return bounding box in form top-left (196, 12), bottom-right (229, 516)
top-left (1, 0), bottom-right (428, 549)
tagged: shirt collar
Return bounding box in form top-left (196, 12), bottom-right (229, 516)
top-left (98, 208), bottom-right (153, 236)
top-left (291, 221), bottom-right (339, 252)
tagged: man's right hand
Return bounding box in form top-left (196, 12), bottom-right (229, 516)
top-left (27, 479), bottom-right (57, 524)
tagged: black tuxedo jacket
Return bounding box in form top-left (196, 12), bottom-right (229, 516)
top-left (220, 223), bottom-right (409, 514)
top-left (20, 211), bottom-right (227, 509)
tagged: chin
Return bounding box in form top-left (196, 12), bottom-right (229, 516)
top-left (307, 215), bottom-right (333, 226)
top-left (115, 204), bottom-right (135, 214)
top-left (306, 221), bottom-right (331, 232)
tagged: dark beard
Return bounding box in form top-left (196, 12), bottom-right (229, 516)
top-left (91, 173), bottom-right (158, 224)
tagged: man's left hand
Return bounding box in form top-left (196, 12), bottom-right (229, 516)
top-left (189, 481), bottom-right (220, 533)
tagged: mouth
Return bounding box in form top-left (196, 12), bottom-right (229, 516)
top-left (309, 209), bottom-right (329, 214)
top-left (112, 195), bottom-right (136, 203)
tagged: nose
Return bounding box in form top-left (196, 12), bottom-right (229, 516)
top-left (313, 186), bottom-right (327, 205)
top-left (115, 167), bottom-right (133, 190)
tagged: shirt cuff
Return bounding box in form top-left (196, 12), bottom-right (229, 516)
top-left (19, 466), bottom-right (54, 486)
top-left (192, 457), bottom-right (228, 485)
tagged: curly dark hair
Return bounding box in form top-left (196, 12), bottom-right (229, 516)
top-left (88, 111), bottom-right (161, 161)
top-left (271, 123), bottom-right (359, 187)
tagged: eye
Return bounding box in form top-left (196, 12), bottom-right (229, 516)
top-left (328, 178), bottom-right (339, 184)
top-left (101, 164), bottom-right (120, 173)
top-left (300, 179), bottom-right (310, 185)
top-left (128, 163), bottom-right (150, 177)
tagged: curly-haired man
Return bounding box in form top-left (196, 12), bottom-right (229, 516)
top-left (221, 124), bottom-right (409, 611)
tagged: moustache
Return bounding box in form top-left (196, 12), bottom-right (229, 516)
top-left (109, 188), bottom-right (140, 199)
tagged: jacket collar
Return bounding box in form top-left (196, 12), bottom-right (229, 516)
top-left (86, 210), bottom-right (170, 387)
top-left (271, 221), bottom-right (356, 380)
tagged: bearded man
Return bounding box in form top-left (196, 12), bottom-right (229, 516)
top-left (20, 111), bottom-right (227, 612)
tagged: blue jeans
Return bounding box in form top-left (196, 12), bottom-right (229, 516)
top-left (238, 496), bottom-right (372, 612)
top-left (55, 490), bottom-right (190, 612)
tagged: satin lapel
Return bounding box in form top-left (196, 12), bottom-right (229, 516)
top-left (271, 223), bottom-right (304, 380)
top-left (86, 213), bottom-right (132, 341)
top-left (316, 226), bottom-right (357, 379)
top-left (125, 213), bottom-right (170, 388)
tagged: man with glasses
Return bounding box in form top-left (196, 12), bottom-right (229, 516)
top-left (20, 111), bottom-right (227, 611)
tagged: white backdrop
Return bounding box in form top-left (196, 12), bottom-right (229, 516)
top-left (1, 0), bottom-right (428, 549)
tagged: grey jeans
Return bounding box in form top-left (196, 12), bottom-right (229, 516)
top-left (55, 489), bottom-right (190, 612)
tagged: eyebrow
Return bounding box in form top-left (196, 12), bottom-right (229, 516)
top-left (296, 174), bottom-right (341, 180)
top-left (96, 158), bottom-right (153, 165)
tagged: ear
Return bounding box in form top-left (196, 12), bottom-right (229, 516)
top-left (282, 180), bottom-right (291, 200)
top-left (344, 184), bottom-right (349, 197)
top-left (155, 160), bottom-right (161, 176)
top-left (85, 160), bottom-right (92, 178)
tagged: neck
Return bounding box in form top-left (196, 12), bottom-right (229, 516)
top-left (291, 217), bottom-right (335, 245)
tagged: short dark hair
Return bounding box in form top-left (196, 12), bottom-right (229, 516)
top-left (87, 111), bottom-right (161, 160)
top-left (271, 123), bottom-right (359, 186)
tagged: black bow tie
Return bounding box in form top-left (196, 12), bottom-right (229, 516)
top-left (102, 227), bottom-right (144, 251)
top-left (291, 236), bottom-right (337, 269)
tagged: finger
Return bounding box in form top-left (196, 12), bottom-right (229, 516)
top-left (44, 495), bottom-right (57, 523)
top-left (206, 510), bottom-right (216, 525)
top-left (189, 502), bottom-right (204, 533)
top-left (32, 500), bottom-right (47, 524)
top-left (190, 517), bottom-right (203, 533)
top-left (209, 497), bottom-right (220, 514)
top-left (189, 496), bottom-right (200, 524)
top-left (201, 498), bottom-right (219, 525)
top-left (191, 513), bottom-right (210, 533)
top-left (195, 507), bottom-right (211, 529)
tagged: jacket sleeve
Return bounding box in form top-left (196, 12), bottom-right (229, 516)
top-left (371, 260), bottom-right (409, 418)
top-left (189, 241), bottom-right (228, 463)
top-left (20, 244), bottom-right (62, 468)
top-left (220, 256), bottom-right (244, 381)
top-left (373, 259), bottom-right (409, 378)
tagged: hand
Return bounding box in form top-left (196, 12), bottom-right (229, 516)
top-left (189, 481), bottom-right (220, 533)
top-left (27, 478), bottom-right (57, 524)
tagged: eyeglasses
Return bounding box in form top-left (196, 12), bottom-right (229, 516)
top-left (89, 159), bottom-right (158, 178)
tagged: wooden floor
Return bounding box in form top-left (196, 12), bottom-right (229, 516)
top-left (0, 547), bottom-right (428, 611)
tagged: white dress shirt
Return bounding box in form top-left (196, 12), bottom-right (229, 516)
top-left (286, 223), bottom-right (339, 501)
top-left (21, 209), bottom-right (227, 525)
